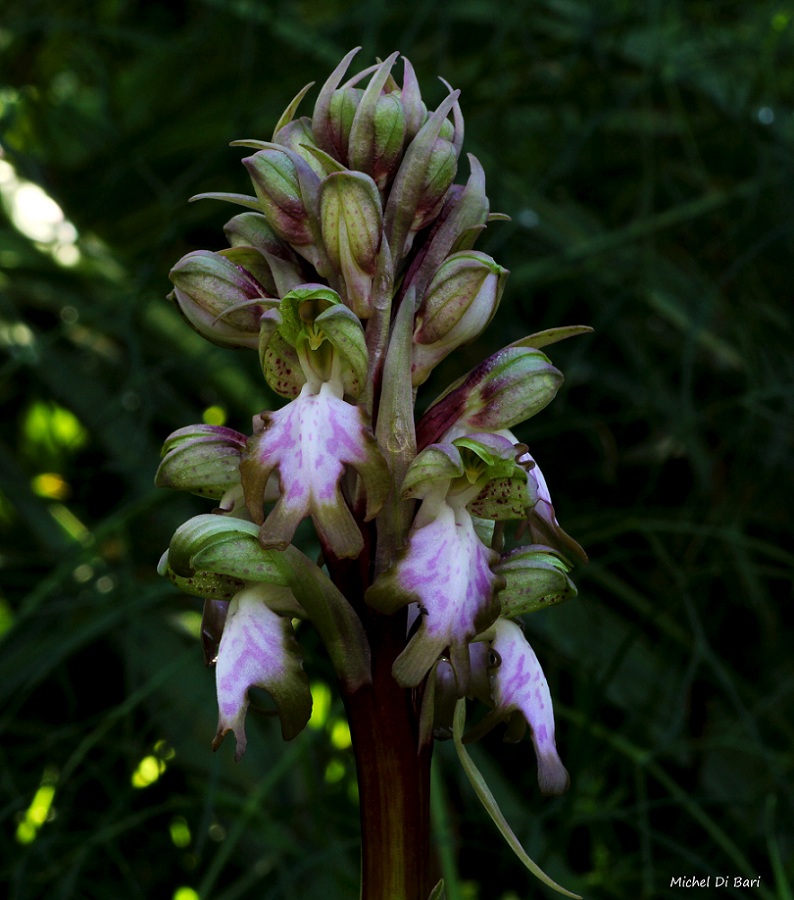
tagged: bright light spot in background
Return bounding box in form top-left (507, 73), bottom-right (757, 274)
top-left (757, 107), bottom-right (775, 125)
top-left (173, 889), bottom-right (199, 900)
top-left (169, 816), bottom-right (192, 849)
top-left (0, 157), bottom-right (81, 266)
top-left (330, 718), bottom-right (351, 750)
top-left (23, 400), bottom-right (88, 458)
top-left (202, 405), bottom-right (227, 426)
top-left (324, 758), bottom-right (345, 784)
top-left (131, 755), bottom-right (166, 789)
top-left (31, 472), bottom-right (71, 501)
top-left (131, 739), bottom-right (175, 791)
top-left (308, 681), bottom-right (331, 729)
top-left (15, 765), bottom-right (59, 844)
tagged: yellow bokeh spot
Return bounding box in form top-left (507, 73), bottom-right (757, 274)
top-left (23, 400), bottom-right (87, 454)
top-left (173, 889), bottom-right (200, 900)
top-left (202, 405), bottom-right (227, 426)
top-left (27, 784), bottom-right (55, 826)
top-left (308, 681), bottom-right (332, 730)
top-left (772, 12), bottom-right (789, 31)
top-left (169, 816), bottom-right (191, 849)
top-left (329, 718), bottom-right (351, 750)
top-left (131, 755), bottom-right (166, 789)
top-left (31, 472), bottom-right (71, 500)
top-left (15, 821), bottom-right (36, 845)
top-left (15, 767), bottom-right (58, 844)
top-left (324, 758), bottom-right (345, 784)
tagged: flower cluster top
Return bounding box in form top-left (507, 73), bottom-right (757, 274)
top-left (156, 49), bottom-right (587, 797)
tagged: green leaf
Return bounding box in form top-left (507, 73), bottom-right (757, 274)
top-left (452, 700), bottom-right (581, 900)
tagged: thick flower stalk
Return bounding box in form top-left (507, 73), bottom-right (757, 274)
top-left (157, 49), bottom-right (589, 900)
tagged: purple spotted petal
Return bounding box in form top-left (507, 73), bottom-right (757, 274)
top-left (213, 585), bottom-right (311, 760)
top-left (491, 618), bottom-right (569, 796)
top-left (368, 501), bottom-right (501, 688)
top-left (241, 382), bottom-right (389, 559)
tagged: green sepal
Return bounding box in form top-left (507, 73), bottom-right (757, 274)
top-left (167, 514), bottom-right (289, 586)
top-left (272, 81), bottom-right (316, 136)
top-left (449, 434), bottom-right (534, 519)
top-left (400, 443), bottom-right (463, 500)
top-left (495, 544), bottom-right (578, 616)
top-left (259, 317), bottom-right (307, 399)
top-left (452, 700), bottom-right (582, 900)
top-left (452, 433), bottom-right (517, 475)
top-left (189, 191), bottom-right (262, 211)
top-left (271, 545), bottom-right (372, 692)
top-left (277, 286), bottom-right (342, 348)
top-left (509, 325), bottom-right (594, 350)
top-left (275, 287), bottom-right (369, 396)
top-left (158, 550), bottom-right (245, 601)
top-left (311, 47), bottom-right (362, 160)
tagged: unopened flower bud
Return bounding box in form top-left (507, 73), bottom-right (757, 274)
top-left (155, 423), bottom-right (247, 499)
top-left (400, 154), bottom-right (490, 300)
top-left (319, 171), bottom-right (383, 317)
top-left (416, 346), bottom-right (564, 449)
top-left (345, 53), bottom-right (406, 190)
top-left (169, 249), bottom-right (270, 349)
top-left (323, 86), bottom-right (362, 163)
top-left (412, 251), bottom-right (507, 385)
top-left (495, 545), bottom-right (578, 616)
top-left (409, 136), bottom-right (458, 236)
top-left (274, 117), bottom-right (337, 179)
top-left (243, 148), bottom-right (324, 270)
top-left (384, 90), bottom-right (461, 262)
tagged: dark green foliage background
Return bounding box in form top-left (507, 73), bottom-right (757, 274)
top-left (1, 1), bottom-right (792, 898)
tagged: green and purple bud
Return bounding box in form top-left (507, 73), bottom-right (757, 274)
top-left (168, 249), bottom-right (274, 349)
top-left (412, 251), bottom-right (508, 386)
top-left (400, 154), bottom-right (490, 301)
top-left (242, 147), bottom-right (326, 273)
top-left (319, 171), bottom-right (384, 318)
top-left (155, 423), bottom-right (247, 500)
top-left (384, 89), bottom-right (462, 263)
top-left (223, 211), bottom-right (308, 297)
top-left (495, 544), bottom-right (578, 616)
top-left (416, 345), bottom-right (564, 449)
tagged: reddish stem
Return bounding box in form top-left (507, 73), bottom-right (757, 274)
top-left (342, 606), bottom-right (434, 900)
